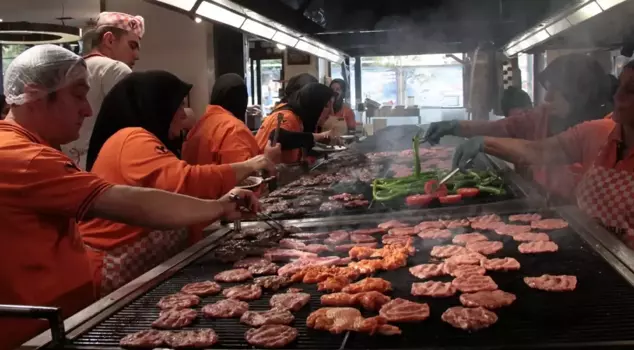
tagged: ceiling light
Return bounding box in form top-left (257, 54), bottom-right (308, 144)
top-left (196, 1), bottom-right (245, 28)
top-left (295, 40), bottom-right (320, 55)
top-left (596, 0), bottom-right (627, 11)
top-left (153, 0), bottom-right (198, 11)
top-left (241, 19), bottom-right (276, 39)
top-left (272, 31), bottom-right (298, 47)
top-left (0, 19), bottom-right (3, 23)
top-left (545, 18), bottom-right (571, 37)
top-left (0, 22), bottom-right (81, 44)
top-left (566, 1), bottom-right (603, 26)
top-left (210, 0), bottom-right (245, 14)
top-left (194, 17), bottom-right (202, 23)
top-left (276, 43), bottom-right (287, 50)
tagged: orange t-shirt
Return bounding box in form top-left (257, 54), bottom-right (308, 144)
top-left (80, 127), bottom-right (237, 252)
top-left (182, 105), bottom-right (260, 165)
top-left (255, 109), bottom-right (303, 164)
top-left (553, 119), bottom-right (617, 169)
top-left (0, 120), bottom-right (112, 349)
top-left (334, 105), bottom-right (357, 130)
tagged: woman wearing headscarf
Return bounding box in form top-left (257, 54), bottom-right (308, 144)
top-left (80, 71), bottom-right (274, 296)
top-left (182, 73), bottom-right (280, 165)
top-left (424, 53), bottom-right (614, 199)
top-left (255, 83), bottom-right (335, 164)
top-left (275, 73), bottom-right (318, 107)
top-left (328, 78), bottom-right (357, 131)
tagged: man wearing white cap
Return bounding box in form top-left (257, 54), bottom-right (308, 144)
top-left (63, 11), bottom-right (145, 169)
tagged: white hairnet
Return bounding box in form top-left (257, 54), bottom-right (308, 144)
top-left (3, 44), bottom-right (88, 105)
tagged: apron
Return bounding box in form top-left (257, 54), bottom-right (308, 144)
top-left (94, 228), bottom-right (189, 296)
top-left (321, 115), bottom-right (348, 135)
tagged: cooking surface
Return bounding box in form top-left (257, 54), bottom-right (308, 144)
top-left (69, 212), bottom-right (634, 349)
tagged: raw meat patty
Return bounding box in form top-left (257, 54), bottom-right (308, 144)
top-left (466, 241), bottom-right (504, 255)
top-left (240, 308), bottom-right (295, 327)
top-left (430, 245), bottom-right (469, 258)
top-left (214, 268), bottom-right (253, 282)
top-left (418, 229), bottom-right (453, 240)
top-left (254, 275), bottom-right (291, 291)
top-left (518, 241), bottom-right (559, 254)
top-left (202, 299), bottom-right (249, 318)
top-left (351, 228), bottom-right (385, 235)
top-left (441, 306), bottom-right (498, 330)
top-left (494, 224), bottom-right (532, 236)
top-left (524, 274), bottom-right (577, 292)
top-left (334, 242), bottom-right (378, 252)
top-left (409, 263), bottom-right (446, 279)
top-left (382, 234), bottom-right (414, 245)
top-left (452, 275), bottom-right (498, 293)
top-left (415, 220), bottom-right (446, 231)
top-left (445, 252), bottom-right (486, 265)
top-left (248, 262), bottom-right (279, 275)
top-left (270, 292), bottom-right (311, 311)
top-left (411, 281), bottom-right (457, 298)
top-left (222, 284), bottom-right (262, 301)
top-left (378, 220), bottom-right (409, 230)
top-left (460, 290), bottom-right (516, 309)
top-left (453, 233), bottom-right (488, 245)
top-left (152, 308), bottom-right (197, 329)
top-left (471, 221), bottom-right (505, 231)
top-left (443, 219), bottom-right (471, 228)
top-left (350, 233), bottom-right (377, 243)
top-left (120, 330), bottom-right (168, 348)
top-left (245, 324), bottom-right (298, 348)
top-left (180, 281), bottom-right (221, 296)
top-left (156, 293), bottom-right (201, 310)
top-left (234, 257), bottom-right (271, 268)
top-left (481, 257), bottom-right (521, 271)
top-left (531, 218), bottom-right (569, 230)
top-left (379, 298), bottom-right (430, 322)
top-left (444, 263), bottom-right (486, 278)
top-left (513, 232), bottom-right (550, 242)
top-left (164, 329), bottom-right (219, 348)
top-left (324, 230), bottom-right (349, 245)
top-left (303, 244), bottom-right (331, 254)
top-left (468, 214), bottom-right (501, 223)
top-left (388, 227), bottom-right (418, 236)
top-left (509, 213), bottom-right (542, 222)
top-left (342, 277), bottom-right (392, 293)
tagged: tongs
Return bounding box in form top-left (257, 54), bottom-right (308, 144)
top-left (438, 158), bottom-right (474, 187)
top-left (229, 194), bottom-right (286, 233)
top-left (266, 114), bottom-right (284, 191)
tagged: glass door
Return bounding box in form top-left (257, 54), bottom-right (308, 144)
top-left (247, 58), bottom-right (283, 116)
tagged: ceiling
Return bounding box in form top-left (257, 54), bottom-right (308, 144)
top-left (0, 0), bottom-right (100, 27)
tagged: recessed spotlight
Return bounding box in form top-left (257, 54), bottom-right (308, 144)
top-left (194, 17), bottom-right (202, 23)
top-left (0, 19), bottom-right (3, 22)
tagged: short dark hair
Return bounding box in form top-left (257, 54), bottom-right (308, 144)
top-left (90, 26), bottom-right (128, 47)
top-left (501, 86), bottom-right (532, 117)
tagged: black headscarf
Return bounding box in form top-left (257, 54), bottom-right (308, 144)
top-left (209, 73), bottom-right (248, 120)
top-left (280, 83), bottom-right (335, 133)
top-left (86, 70), bottom-right (192, 171)
top-left (537, 53), bottom-right (612, 135)
top-left (280, 73), bottom-right (318, 104)
top-left (330, 78), bottom-right (347, 113)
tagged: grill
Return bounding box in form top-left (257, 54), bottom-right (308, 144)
top-left (68, 209), bottom-right (634, 349)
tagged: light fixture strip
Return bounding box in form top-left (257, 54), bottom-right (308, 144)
top-left (272, 31), bottom-right (299, 47)
top-left (153, 0), bottom-right (198, 11)
top-left (596, 0), bottom-right (628, 10)
top-left (241, 19), bottom-right (276, 39)
top-left (196, 1), bottom-right (246, 28)
top-left (566, 1), bottom-right (603, 26)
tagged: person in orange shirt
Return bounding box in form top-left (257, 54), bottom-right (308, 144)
top-left (80, 70), bottom-right (275, 296)
top-left (330, 78), bottom-right (357, 132)
top-left (425, 54), bottom-right (614, 200)
top-left (182, 73), bottom-right (280, 166)
top-left (0, 45), bottom-right (258, 349)
top-left (255, 83), bottom-right (335, 164)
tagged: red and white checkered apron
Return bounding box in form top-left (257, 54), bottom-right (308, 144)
top-left (576, 165), bottom-right (634, 248)
top-left (98, 229), bottom-right (189, 296)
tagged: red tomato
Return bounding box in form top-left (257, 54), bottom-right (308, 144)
top-left (405, 194), bottom-right (435, 207)
top-left (424, 180), bottom-right (448, 197)
top-left (439, 194), bottom-right (463, 204)
top-left (457, 188), bottom-right (480, 198)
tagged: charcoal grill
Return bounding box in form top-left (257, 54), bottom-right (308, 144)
top-left (24, 200), bottom-right (634, 350)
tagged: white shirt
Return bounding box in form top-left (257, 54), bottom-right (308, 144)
top-left (62, 55), bottom-right (131, 170)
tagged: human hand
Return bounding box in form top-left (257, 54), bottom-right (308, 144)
top-left (452, 136), bottom-right (484, 171)
top-left (247, 155), bottom-right (277, 175)
top-left (263, 142), bottom-right (282, 164)
top-left (219, 188), bottom-right (260, 220)
top-left (423, 120), bottom-right (460, 144)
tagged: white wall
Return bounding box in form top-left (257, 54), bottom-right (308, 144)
top-left (105, 0), bottom-right (211, 117)
top-left (284, 51), bottom-right (319, 81)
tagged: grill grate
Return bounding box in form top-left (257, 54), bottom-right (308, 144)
top-left (70, 212), bottom-right (634, 349)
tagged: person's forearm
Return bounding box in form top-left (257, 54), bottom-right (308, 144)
top-left (458, 120), bottom-right (512, 138)
top-left (482, 137), bottom-right (570, 166)
top-left (88, 185), bottom-right (226, 229)
top-left (230, 161), bottom-right (257, 182)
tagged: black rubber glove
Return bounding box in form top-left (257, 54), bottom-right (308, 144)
top-left (423, 120), bottom-right (460, 144)
top-left (452, 136), bottom-right (484, 171)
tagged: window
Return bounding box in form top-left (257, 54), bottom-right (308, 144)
top-left (330, 58), bottom-right (356, 106)
top-left (518, 53), bottom-right (534, 103)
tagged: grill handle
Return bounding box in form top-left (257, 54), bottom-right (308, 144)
top-left (0, 304), bottom-right (66, 346)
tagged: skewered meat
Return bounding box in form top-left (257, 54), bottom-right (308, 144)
top-left (164, 329), bottom-right (219, 349)
top-left (156, 293), bottom-right (201, 310)
top-left (222, 284), bottom-right (262, 301)
top-left (378, 298), bottom-right (430, 323)
top-left (495, 224), bottom-right (532, 236)
top-left (295, 195), bottom-right (323, 207)
top-left (213, 268), bottom-right (253, 283)
top-left (388, 227), bottom-right (418, 236)
top-left (471, 221), bottom-right (505, 231)
top-left (382, 234), bottom-right (414, 246)
top-left (415, 220), bottom-right (446, 231)
top-left (411, 281), bottom-right (457, 298)
top-left (466, 241), bottom-right (504, 255)
top-left (245, 325), bottom-right (298, 348)
top-left (202, 299), bottom-right (249, 318)
top-left (344, 199), bottom-right (370, 208)
top-left (444, 263), bottom-right (486, 278)
top-left (120, 330), bottom-right (168, 348)
top-left (518, 241), bottom-right (559, 254)
top-left (452, 233), bottom-right (488, 245)
top-left (378, 220), bottom-right (409, 230)
top-left (443, 219), bottom-right (471, 228)
top-left (417, 229), bottom-right (452, 239)
top-left (180, 281), bottom-right (221, 296)
top-left (509, 213), bottom-right (542, 222)
top-left (468, 214), bottom-right (501, 223)
top-left (452, 275), bottom-right (498, 293)
top-left (307, 307), bottom-right (400, 335)
top-left (348, 259), bottom-right (384, 275)
top-left (409, 263), bottom-right (446, 279)
top-left (320, 201), bottom-right (344, 212)
top-left (152, 308), bottom-right (197, 329)
top-left (351, 228), bottom-right (385, 235)
top-left (524, 274), bottom-right (577, 291)
top-left (264, 249), bottom-right (318, 261)
top-left (254, 275), bottom-right (291, 291)
top-left (277, 256), bottom-right (344, 276)
top-left (531, 218), bottom-right (569, 230)
top-left (481, 257), bottom-right (521, 271)
top-left (342, 277), bottom-right (392, 294)
top-left (441, 306), bottom-right (498, 331)
top-left (324, 230), bottom-right (349, 245)
top-left (513, 232), bottom-right (550, 242)
top-left (444, 252), bottom-right (487, 265)
top-left (270, 292), bottom-right (311, 311)
top-left (460, 290), bottom-right (516, 309)
top-left (248, 262), bottom-right (279, 275)
top-left (430, 245), bottom-right (469, 258)
top-left (318, 275), bottom-right (351, 292)
top-left (234, 257), bottom-right (271, 269)
top-left (329, 193), bottom-right (365, 201)
top-left (240, 309), bottom-right (295, 327)
top-left (350, 233), bottom-right (377, 243)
